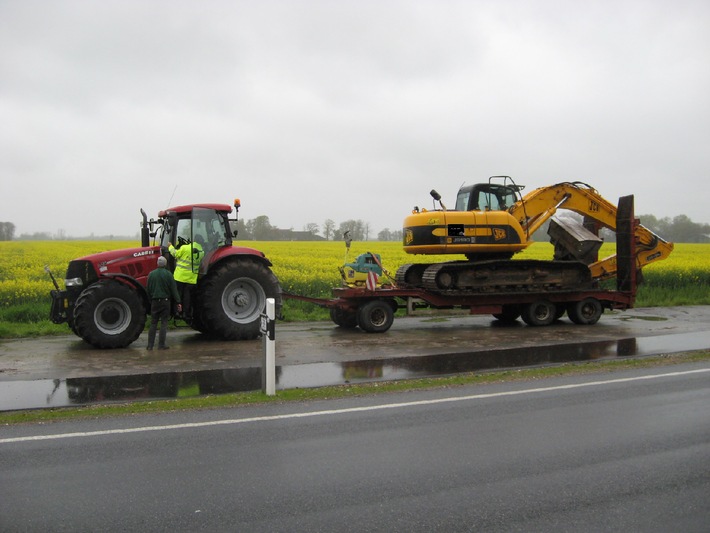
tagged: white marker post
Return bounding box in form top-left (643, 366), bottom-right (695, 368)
top-left (261, 298), bottom-right (276, 396)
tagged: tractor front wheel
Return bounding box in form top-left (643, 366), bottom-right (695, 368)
top-left (73, 280), bottom-right (146, 348)
top-left (197, 259), bottom-right (282, 340)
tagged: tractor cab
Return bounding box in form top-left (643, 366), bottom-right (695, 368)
top-left (160, 207), bottom-right (232, 252)
top-left (147, 203), bottom-right (237, 274)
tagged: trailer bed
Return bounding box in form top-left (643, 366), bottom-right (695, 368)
top-left (283, 194), bottom-right (639, 333)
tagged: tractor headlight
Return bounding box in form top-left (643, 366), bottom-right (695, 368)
top-left (64, 277), bottom-right (84, 288)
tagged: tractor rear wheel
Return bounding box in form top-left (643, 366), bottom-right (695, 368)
top-left (73, 280), bottom-right (146, 348)
top-left (197, 259), bottom-right (282, 340)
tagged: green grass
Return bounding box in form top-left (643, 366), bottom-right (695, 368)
top-left (635, 286), bottom-right (710, 307)
top-left (1, 350), bottom-right (708, 426)
top-left (0, 303), bottom-right (69, 338)
top-left (281, 300), bottom-right (331, 322)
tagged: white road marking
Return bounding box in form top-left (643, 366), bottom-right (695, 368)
top-left (2, 368), bottom-right (708, 445)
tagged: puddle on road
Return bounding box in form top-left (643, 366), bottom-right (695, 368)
top-left (1, 331), bottom-right (708, 411)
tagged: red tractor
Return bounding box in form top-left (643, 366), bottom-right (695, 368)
top-left (48, 200), bottom-right (282, 348)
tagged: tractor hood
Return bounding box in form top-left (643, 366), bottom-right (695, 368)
top-left (76, 246), bottom-right (161, 269)
top-left (70, 246), bottom-right (163, 284)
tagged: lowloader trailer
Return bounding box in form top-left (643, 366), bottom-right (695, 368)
top-left (284, 195), bottom-right (644, 334)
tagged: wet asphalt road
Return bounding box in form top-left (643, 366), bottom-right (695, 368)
top-left (1, 363), bottom-right (709, 531)
top-left (1, 306), bottom-right (709, 383)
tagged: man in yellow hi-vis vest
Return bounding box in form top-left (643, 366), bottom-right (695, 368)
top-left (168, 238), bottom-right (204, 320)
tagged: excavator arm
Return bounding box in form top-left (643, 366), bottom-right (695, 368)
top-left (510, 182), bottom-right (673, 280)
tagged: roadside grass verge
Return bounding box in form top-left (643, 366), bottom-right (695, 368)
top-left (2, 350), bottom-right (708, 426)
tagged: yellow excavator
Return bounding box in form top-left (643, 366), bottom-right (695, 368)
top-left (398, 176), bottom-right (673, 292)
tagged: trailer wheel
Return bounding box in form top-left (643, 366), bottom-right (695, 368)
top-left (73, 280), bottom-right (146, 348)
top-left (493, 304), bottom-right (521, 323)
top-left (198, 259), bottom-right (282, 340)
top-left (357, 300), bottom-right (394, 333)
top-left (567, 298), bottom-right (603, 325)
top-left (521, 300), bottom-right (556, 327)
top-left (330, 307), bottom-right (358, 329)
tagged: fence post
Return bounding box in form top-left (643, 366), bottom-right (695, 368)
top-left (261, 298), bottom-right (276, 396)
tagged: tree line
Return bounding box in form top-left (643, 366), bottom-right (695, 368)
top-left (638, 214), bottom-right (710, 243)
top-left (235, 215), bottom-right (403, 242)
top-left (235, 213), bottom-right (709, 243)
top-left (0, 222), bottom-right (15, 241)
top-left (1, 213), bottom-right (707, 242)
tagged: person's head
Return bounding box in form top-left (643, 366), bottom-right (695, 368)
top-left (157, 256), bottom-right (167, 268)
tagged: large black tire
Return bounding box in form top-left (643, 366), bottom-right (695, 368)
top-left (330, 307), bottom-right (358, 328)
top-left (357, 299), bottom-right (395, 333)
top-left (197, 259), bottom-right (282, 340)
top-left (521, 300), bottom-right (557, 327)
top-left (73, 280), bottom-right (146, 348)
top-left (67, 316), bottom-right (80, 337)
top-left (567, 298), bottom-right (603, 325)
top-left (492, 304), bottom-right (521, 323)
top-left (188, 311), bottom-right (208, 334)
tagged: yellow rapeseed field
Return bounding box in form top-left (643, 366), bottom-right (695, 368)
top-left (0, 241), bottom-right (136, 307)
top-left (1, 239), bottom-right (709, 307)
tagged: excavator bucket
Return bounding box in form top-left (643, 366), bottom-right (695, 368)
top-left (548, 217), bottom-right (603, 264)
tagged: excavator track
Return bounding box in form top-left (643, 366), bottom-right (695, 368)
top-left (396, 260), bottom-right (593, 295)
top-left (394, 263), bottom-right (428, 287)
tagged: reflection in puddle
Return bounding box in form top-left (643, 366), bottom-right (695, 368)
top-left (2, 331), bottom-right (708, 411)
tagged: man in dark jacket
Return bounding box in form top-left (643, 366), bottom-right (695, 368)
top-left (146, 255), bottom-right (181, 350)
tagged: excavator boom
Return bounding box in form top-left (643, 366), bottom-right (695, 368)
top-left (508, 181), bottom-right (673, 279)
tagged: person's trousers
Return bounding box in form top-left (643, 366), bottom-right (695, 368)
top-left (148, 298), bottom-right (171, 348)
top-left (176, 281), bottom-right (195, 319)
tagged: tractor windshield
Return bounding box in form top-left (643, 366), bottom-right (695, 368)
top-left (192, 207), bottom-right (231, 253)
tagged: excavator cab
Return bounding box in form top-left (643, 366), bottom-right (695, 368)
top-left (455, 177), bottom-right (524, 212)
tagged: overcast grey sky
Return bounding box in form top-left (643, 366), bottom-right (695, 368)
top-left (1, 0), bottom-right (708, 238)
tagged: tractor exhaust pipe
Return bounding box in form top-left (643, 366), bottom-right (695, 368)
top-left (140, 209), bottom-right (150, 247)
